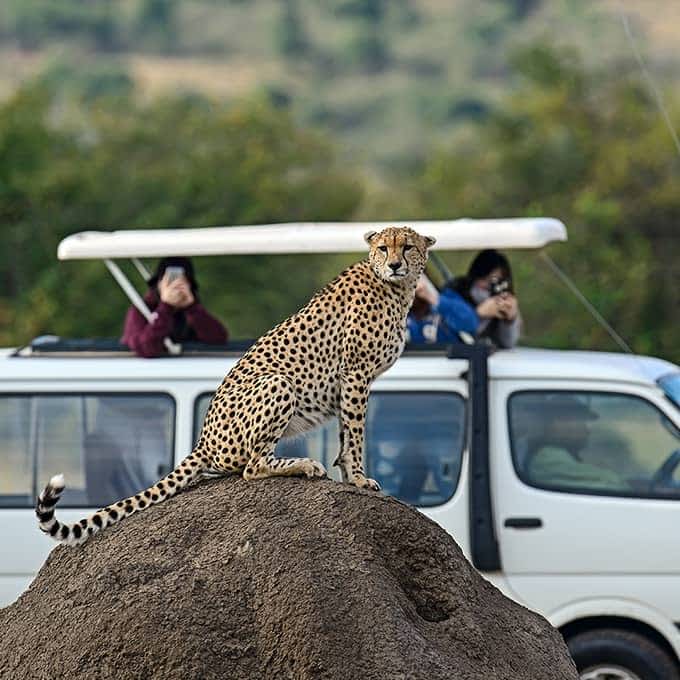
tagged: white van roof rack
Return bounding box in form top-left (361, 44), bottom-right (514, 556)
top-left (57, 218), bottom-right (567, 260)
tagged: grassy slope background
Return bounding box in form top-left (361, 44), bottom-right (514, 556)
top-left (0, 0), bottom-right (677, 169)
top-left (0, 0), bottom-right (677, 361)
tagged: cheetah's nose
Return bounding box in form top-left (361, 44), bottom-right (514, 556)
top-left (389, 261), bottom-right (402, 272)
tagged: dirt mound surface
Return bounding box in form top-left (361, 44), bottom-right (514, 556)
top-left (1, 478), bottom-right (577, 680)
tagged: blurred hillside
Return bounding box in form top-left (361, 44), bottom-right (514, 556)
top-left (0, 0), bottom-right (678, 170)
top-left (0, 1), bottom-right (678, 361)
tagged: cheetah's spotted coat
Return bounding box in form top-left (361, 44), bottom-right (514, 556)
top-left (36, 227), bottom-right (436, 545)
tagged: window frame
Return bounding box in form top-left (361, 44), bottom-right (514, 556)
top-left (506, 388), bottom-right (680, 501)
top-left (0, 391), bottom-right (176, 509)
top-left (194, 388), bottom-right (467, 508)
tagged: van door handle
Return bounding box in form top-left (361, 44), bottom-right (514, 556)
top-left (504, 517), bottom-right (543, 529)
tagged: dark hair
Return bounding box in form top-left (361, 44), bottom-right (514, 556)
top-left (467, 249), bottom-right (512, 283)
top-left (452, 249), bottom-right (512, 302)
top-left (147, 257), bottom-right (199, 294)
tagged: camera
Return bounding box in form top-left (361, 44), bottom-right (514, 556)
top-left (490, 277), bottom-right (511, 296)
top-left (165, 266), bottom-right (185, 283)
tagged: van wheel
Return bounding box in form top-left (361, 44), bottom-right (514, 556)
top-left (568, 629), bottom-right (680, 680)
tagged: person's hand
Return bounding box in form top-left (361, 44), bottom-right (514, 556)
top-left (174, 279), bottom-right (195, 309)
top-left (497, 294), bottom-right (518, 321)
top-left (476, 295), bottom-right (503, 319)
top-left (159, 275), bottom-right (195, 309)
top-left (415, 274), bottom-right (439, 307)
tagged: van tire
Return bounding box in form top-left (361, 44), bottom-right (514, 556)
top-left (568, 628), bottom-right (680, 680)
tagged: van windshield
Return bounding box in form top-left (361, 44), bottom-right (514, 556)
top-left (659, 373), bottom-right (680, 411)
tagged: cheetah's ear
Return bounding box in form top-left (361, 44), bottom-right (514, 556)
top-left (424, 235), bottom-right (436, 249)
top-left (364, 231), bottom-right (378, 245)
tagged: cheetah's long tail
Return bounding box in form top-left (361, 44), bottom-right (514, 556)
top-left (35, 450), bottom-right (206, 546)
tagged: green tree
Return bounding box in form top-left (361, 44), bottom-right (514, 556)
top-left (409, 45), bottom-right (679, 361)
top-left (274, 0), bottom-right (309, 58)
top-left (135, 0), bottom-right (178, 53)
top-left (0, 86), bottom-right (363, 345)
top-left (333, 0), bottom-right (385, 22)
top-left (5, 0), bottom-right (120, 50)
top-left (343, 25), bottom-right (390, 73)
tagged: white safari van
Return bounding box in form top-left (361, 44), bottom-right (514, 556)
top-left (2, 220), bottom-right (679, 680)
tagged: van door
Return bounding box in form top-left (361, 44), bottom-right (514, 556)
top-left (0, 390), bottom-right (175, 607)
top-left (491, 380), bottom-right (680, 622)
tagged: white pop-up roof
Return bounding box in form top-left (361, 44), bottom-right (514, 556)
top-left (57, 218), bottom-right (567, 260)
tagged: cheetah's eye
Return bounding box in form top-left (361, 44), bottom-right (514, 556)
top-left (378, 246), bottom-right (388, 253)
top-left (403, 245), bottom-right (414, 252)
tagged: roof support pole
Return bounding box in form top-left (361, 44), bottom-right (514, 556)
top-left (131, 258), bottom-right (151, 283)
top-left (104, 259), bottom-right (181, 356)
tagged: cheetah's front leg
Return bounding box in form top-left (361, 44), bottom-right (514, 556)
top-left (240, 374), bottom-right (327, 482)
top-left (334, 370), bottom-right (380, 491)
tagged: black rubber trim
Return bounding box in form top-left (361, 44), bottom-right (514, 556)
top-left (504, 517), bottom-right (543, 529)
top-left (13, 337), bottom-right (255, 357)
top-left (447, 343), bottom-right (501, 571)
top-left (16, 337), bottom-right (479, 358)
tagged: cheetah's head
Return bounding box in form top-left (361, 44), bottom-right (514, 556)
top-left (364, 227), bottom-right (436, 284)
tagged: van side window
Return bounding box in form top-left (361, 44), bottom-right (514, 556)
top-left (0, 397), bottom-right (32, 507)
top-left (194, 391), bottom-right (465, 507)
top-left (366, 392), bottom-right (465, 507)
top-left (0, 394), bottom-right (175, 508)
top-left (509, 391), bottom-right (680, 498)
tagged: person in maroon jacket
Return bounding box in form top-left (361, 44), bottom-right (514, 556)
top-left (122, 257), bottom-right (228, 358)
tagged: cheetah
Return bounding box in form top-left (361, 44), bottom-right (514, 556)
top-left (36, 226), bottom-right (436, 545)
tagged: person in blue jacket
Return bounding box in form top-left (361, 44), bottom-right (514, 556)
top-left (407, 249), bottom-right (521, 348)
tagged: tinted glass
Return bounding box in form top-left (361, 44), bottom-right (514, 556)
top-left (659, 373), bottom-right (680, 410)
top-left (0, 394), bottom-right (175, 508)
top-left (509, 391), bottom-right (680, 498)
top-left (0, 398), bottom-right (32, 506)
top-left (195, 393), bottom-right (212, 438)
top-left (194, 391), bottom-right (465, 507)
top-left (365, 392), bottom-right (465, 506)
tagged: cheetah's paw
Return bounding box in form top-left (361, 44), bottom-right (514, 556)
top-left (304, 460), bottom-right (327, 479)
top-left (352, 474), bottom-right (381, 492)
